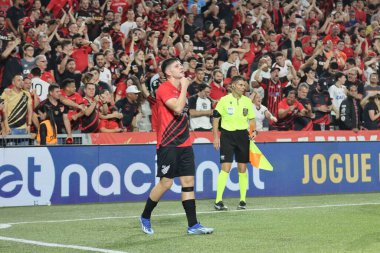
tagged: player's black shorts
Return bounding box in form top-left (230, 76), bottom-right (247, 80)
top-left (220, 129), bottom-right (249, 163)
top-left (157, 146), bottom-right (195, 178)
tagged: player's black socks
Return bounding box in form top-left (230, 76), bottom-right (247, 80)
top-left (141, 197), bottom-right (158, 219)
top-left (182, 199), bottom-right (197, 227)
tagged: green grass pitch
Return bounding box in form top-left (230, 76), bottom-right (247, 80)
top-left (1, 193), bottom-right (380, 253)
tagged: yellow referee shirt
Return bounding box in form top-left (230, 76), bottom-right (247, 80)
top-left (215, 94), bottom-right (255, 131)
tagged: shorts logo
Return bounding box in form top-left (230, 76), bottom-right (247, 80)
top-left (161, 165), bottom-right (170, 175)
top-left (220, 155), bottom-right (225, 161)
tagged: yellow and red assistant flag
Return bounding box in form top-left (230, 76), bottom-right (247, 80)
top-left (249, 141), bottom-right (273, 171)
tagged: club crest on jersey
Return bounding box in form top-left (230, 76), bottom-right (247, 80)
top-left (243, 108), bottom-right (248, 116)
top-left (161, 165), bottom-right (170, 174)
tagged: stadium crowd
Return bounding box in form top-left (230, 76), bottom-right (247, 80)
top-left (1, 0), bottom-right (380, 140)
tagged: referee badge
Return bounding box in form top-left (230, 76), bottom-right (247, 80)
top-left (227, 107), bottom-right (234, 115)
top-left (243, 108), bottom-right (248, 116)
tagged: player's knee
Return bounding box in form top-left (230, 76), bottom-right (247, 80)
top-left (182, 187), bottom-right (194, 192)
top-left (159, 178), bottom-right (173, 189)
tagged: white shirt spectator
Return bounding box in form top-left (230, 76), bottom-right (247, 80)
top-left (272, 59), bottom-right (292, 78)
top-left (120, 21), bottom-right (137, 39)
top-left (254, 104), bottom-right (270, 131)
top-left (31, 77), bottom-right (50, 101)
top-left (220, 59), bottom-right (240, 78)
top-left (188, 95), bottom-right (213, 130)
top-left (328, 84), bottom-right (347, 116)
top-left (250, 69), bottom-right (270, 99)
top-left (99, 67), bottom-right (112, 87)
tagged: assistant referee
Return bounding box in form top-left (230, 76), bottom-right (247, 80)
top-left (212, 75), bottom-right (256, 210)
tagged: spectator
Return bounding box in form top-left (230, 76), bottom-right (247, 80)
top-left (250, 91), bottom-right (277, 132)
top-left (310, 81), bottom-right (333, 130)
top-left (220, 50), bottom-right (240, 77)
top-left (115, 85), bottom-right (140, 131)
top-left (120, 9), bottom-right (137, 39)
top-left (271, 90), bottom-right (310, 131)
top-left (203, 56), bottom-right (215, 83)
top-left (1, 37), bottom-right (23, 91)
top-left (1, 74), bottom-right (32, 136)
top-left (294, 82), bottom-right (314, 131)
top-left (30, 67), bottom-right (49, 102)
top-left (364, 72), bottom-right (380, 97)
top-left (60, 78), bottom-right (84, 133)
top-left (57, 58), bottom-right (82, 90)
top-left (209, 69), bottom-right (227, 103)
top-left (188, 83), bottom-right (213, 131)
top-left (339, 84), bottom-right (363, 132)
top-left (36, 84), bottom-right (72, 139)
top-left (98, 89), bottom-right (124, 133)
top-left (36, 105), bottom-right (57, 145)
top-left (259, 67), bottom-right (286, 116)
top-left (344, 68), bottom-right (365, 99)
top-left (72, 33), bottom-right (99, 73)
top-left (361, 93), bottom-right (380, 130)
top-left (21, 43), bottom-right (36, 77)
top-left (188, 67), bottom-right (206, 96)
top-left (328, 72), bottom-right (347, 128)
top-left (81, 82), bottom-right (101, 133)
top-left (5, 0), bottom-right (25, 36)
top-left (35, 54), bottom-right (55, 84)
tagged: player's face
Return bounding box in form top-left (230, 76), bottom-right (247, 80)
top-left (168, 61), bottom-right (184, 79)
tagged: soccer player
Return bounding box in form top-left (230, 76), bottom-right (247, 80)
top-left (212, 76), bottom-right (256, 210)
top-left (139, 58), bottom-right (214, 235)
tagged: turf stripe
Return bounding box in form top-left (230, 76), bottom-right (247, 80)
top-left (0, 236), bottom-right (127, 253)
top-left (4, 202), bottom-right (380, 226)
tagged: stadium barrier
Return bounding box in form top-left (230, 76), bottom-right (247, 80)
top-left (1, 140), bottom-right (380, 207)
top-left (0, 134), bottom-right (92, 146)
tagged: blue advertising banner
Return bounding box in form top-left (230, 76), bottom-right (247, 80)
top-left (1, 142), bottom-right (379, 207)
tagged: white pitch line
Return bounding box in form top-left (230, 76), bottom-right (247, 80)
top-left (2, 202), bottom-right (380, 227)
top-left (0, 236), bottom-right (127, 253)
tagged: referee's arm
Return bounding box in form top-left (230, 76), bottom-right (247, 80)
top-left (212, 110), bottom-right (221, 150)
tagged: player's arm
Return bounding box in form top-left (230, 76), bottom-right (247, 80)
top-left (164, 77), bottom-right (189, 114)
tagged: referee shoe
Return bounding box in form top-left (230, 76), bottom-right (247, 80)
top-left (237, 201), bottom-right (246, 210)
top-left (187, 223), bottom-right (214, 235)
top-left (214, 201), bottom-right (228, 211)
top-left (139, 216), bottom-right (154, 235)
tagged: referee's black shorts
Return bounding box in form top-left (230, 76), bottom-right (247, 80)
top-left (156, 146), bottom-right (195, 178)
top-left (220, 129), bottom-right (249, 163)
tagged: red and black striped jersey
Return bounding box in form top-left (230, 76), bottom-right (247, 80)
top-left (156, 81), bottom-right (191, 148)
